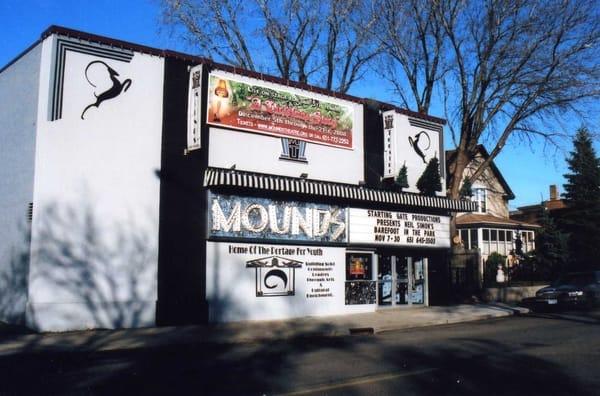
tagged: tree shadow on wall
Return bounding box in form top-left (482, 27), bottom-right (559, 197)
top-left (0, 222), bottom-right (31, 327)
top-left (27, 203), bottom-right (157, 330)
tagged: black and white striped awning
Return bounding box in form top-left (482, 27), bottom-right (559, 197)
top-left (203, 167), bottom-right (477, 212)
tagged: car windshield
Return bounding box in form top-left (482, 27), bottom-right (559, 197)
top-left (552, 273), bottom-right (594, 286)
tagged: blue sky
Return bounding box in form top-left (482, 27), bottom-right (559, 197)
top-left (1, 0), bottom-right (597, 210)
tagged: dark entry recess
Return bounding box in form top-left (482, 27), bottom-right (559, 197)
top-left (449, 249), bottom-right (480, 302)
top-left (426, 250), bottom-right (452, 306)
top-left (156, 57), bottom-right (209, 325)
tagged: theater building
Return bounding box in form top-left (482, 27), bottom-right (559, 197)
top-left (0, 26), bottom-right (475, 331)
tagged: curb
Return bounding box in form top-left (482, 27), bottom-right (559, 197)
top-left (0, 306), bottom-right (529, 354)
top-left (374, 310), bottom-right (515, 334)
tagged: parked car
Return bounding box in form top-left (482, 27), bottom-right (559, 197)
top-left (525, 271), bottom-right (600, 310)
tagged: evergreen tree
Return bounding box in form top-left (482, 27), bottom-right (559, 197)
top-left (563, 128), bottom-right (600, 205)
top-left (561, 127), bottom-right (600, 271)
top-left (535, 208), bottom-right (569, 278)
top-left (417, 157), bottom-right (442, 196)
top-left (395, 163), bottom-right (409, 192)
top-left (459, 177), bottom-right (473, 199)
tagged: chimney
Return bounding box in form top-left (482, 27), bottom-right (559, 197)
top-left (549, 185), bottom-right (558, 201)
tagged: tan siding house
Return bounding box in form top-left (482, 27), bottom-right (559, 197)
top-left (447, 146), bottom-right (539, 284)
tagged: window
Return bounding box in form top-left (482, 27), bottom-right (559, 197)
top-left (524, 231), bottom-right (535, 252)
top-left (460, 229), bottom-right (479, 250)
top-left (480, 228), bottom-right (522, 256)
top-left (507, 230), bottom-right (515, 251)
top-left (472, 188), bottom-right (487, 213)
top-left (470, 229), bottom-right (478, 249)
top-left (460, 230), bottom-right (469, 247)
top-left (482, 228), bottom-right (491, 254)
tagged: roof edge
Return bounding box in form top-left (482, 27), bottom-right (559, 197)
top-left (457, 221), bottom-right (541, 229)
top-left (41, 25), bottom-right (166, 58)
top-left (28, 25), bottom-right (445, 123)
top-left (0, 38), bottom-right (43, 74)
top-left (446, 145), bottom-right (516, 200)
top-left (457, 214), bottom-right (540, 229)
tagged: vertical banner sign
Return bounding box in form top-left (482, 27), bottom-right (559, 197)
top-left (187, 64), bottom-right (203, 151)
top-left (206, 71), bottom-right (354, 149)
top-left (383, 110), bottom-right (396, 178)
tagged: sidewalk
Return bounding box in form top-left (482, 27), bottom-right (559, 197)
top-left (0, 303), bottom-right (527, 356)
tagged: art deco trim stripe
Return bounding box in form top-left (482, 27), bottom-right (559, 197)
top-left (203, 167), bottom-right (477, 212)
top-left (50, 37), bottom-right (134, 121)
top-left (408, 117), bottom-right (444, 133)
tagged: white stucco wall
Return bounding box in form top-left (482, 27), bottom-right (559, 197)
top-left (206, 242), bottom-right (375, 322)
top-left (27, 35), bottom-right (164, 331)
top-left (382, 110), bottom-right (446, 196)
top-left (0, 44), bottom-right (42, 325)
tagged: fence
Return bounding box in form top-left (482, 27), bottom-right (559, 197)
top-left (482, 255), bottom-right (551, 288)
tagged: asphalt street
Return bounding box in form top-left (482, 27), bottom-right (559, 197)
top-left (1, 311), bottom-right (599, 395)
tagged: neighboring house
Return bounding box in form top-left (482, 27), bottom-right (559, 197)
top-left (510, 184), bottom-right (567, 225)
top-left (447, 146), bottom-right (539, 282)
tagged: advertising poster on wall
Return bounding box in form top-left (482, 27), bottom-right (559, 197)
top-left (206, 71), bottom-right (354, 149)
top-left (209, 193), bottom-right (347, 243)
top-left (349, 208), bottom-right (450, 248)
top-left (345, 253), bottom-right (376, 305)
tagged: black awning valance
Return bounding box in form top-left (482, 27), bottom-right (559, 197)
top-left (204, 167), bottom-right (477, 212)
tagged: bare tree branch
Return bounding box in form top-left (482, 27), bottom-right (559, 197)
top-left (162, 0), bottom-right (257, 70)
top-left (431, 0), bottom-right (600, 198)
top-left (160, 0), bottom-right (380, 92)
top-left (375, 0), bottom-right (448, 112)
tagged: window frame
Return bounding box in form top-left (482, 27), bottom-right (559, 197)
top-left (472, 187), bottom-right (487, 213)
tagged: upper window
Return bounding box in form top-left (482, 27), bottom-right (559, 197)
top-left (472, 188), bottom-right (487, 213)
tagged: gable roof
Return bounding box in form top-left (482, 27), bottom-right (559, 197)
top-left (446, 145), bottom-right (515, 200)
top-left (457, 213), bottom-right (539, 229)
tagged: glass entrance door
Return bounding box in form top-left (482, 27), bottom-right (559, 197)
top-left (377, 255), bottom-right (393, 306)
top-left (395, 256), bottom-right (409, 305)
top-left (410, 257), bottom-right (425, 305)
top-left (378, 254), bottom-right (427, 307)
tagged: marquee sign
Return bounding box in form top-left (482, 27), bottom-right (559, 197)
top-left (206, 71), bottom-right (354, 149)
top-left (209, 193), bottom-right (347, 243)
top-left (348, 208), bottom-right (450, 248)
